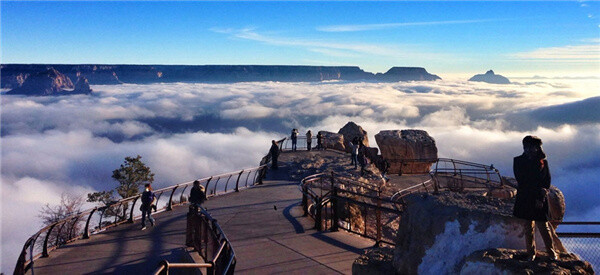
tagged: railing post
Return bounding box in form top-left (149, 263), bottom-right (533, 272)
top-left (83, 208), bottom-right (97, 239)
top-left (375, 187), bottom-right (382, 247)
top-left (68, 216), bottom-right (81, 241)
top-left (42, 223), bottom-right (58, 257)
top-left (315, 198), bottom-right (322, 231)
top-left (129, 197), bottom-right (139, 223)
top-left (167, 186), bottom-right (178, 211)
top-left (204, 177), bottom-right (213, 194)
top-left (55, 221), bottom-right (68, 247)
top-left (331, 187), bottom-right (339, 232)
top-left (234, 170), bottom-right (244, 192)
top-left (302, 184), bottom-right (308, 217)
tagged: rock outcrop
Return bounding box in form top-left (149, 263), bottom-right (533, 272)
top-left (1, 64), bottom-right (442, 86)
top-left (374, 130), bottom-right (438, 174)
top-left (468, 70), bottom-right (511, 84)
top-left (1, 72), bottom-right (29, 89)
top-left (459, 248), bottom-right (594, 274)
top-left (7, 68), bottom-right (74, 96)
top-left (338, 122), bottom-right (369, 152)
top-left (393, 192), bottom-right (567, 274)
top-left (376, 67), bottom-right (441, 82)
top-left (72, 76), bottom-right (93, 94)
top-left (353, 247), bottom-right (395, 275)
top-left (318, 131), bottom-right (345, 151)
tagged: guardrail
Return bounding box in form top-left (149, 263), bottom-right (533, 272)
top-left (281, 136), bottom-right (318, 151)
top-left (431, 158), bottom-right (503, 192)
top-left (14, 165), bottom-right (267, 275)
top-left (153, 206), bottom-right (235, 275)
top-left (557, 222), bottom-right (600, 270)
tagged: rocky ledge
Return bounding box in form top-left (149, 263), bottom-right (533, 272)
top-left (468, 70), bottom-right (511, 84)
top-left (460, 248), bottom-right (594, 274)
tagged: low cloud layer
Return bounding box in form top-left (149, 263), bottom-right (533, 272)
top-left (1, 78), bottom-right (599, 272)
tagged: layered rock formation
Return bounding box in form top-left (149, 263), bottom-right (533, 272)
top-left (7, 68), bottom-right (74, 96)
top-left (338, 122), bottom-right (369, 152)
top-left (468, 70), bottom-right (511, 84)
top-left (374, 130), bottom-right (438, 174)
top-left (460, 248), bottom-right (594, 274)
top-left (318, 131), bottom-right (345, 151)
top-left (376, 67), bottom-right (441, 82)
top-left (393, 192), bottom-right (568, 274)
top-left (1, 64), bottom-right (442, 87)
top-left (6, 68), bottom-right (93, 96)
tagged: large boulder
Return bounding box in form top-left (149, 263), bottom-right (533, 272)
top-left (338, 122), bottom-right (369, 152)
top-left (7, 68), bottom-right (74, 96)
top-left (460, 248), bottom-right (594, 274)
top-left (374, 130), bottom-right (438, 174)
top-left (393, 192), bottom-right (567, 275)
top-left (318, 131), bottom-right (345, 151)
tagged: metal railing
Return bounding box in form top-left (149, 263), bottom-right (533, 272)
top-left (281, 136), bottom-right (318, 151)
top-left (557, 222), bottom-right (600, 270)
top-left (153, 207), bottom-right (235, 275)
top-left (300, 172), bottom-right (403, 245)
top-left (14, 165), bottom-right (267, 275)
top-left (431, 158), bottom-right (503, 192)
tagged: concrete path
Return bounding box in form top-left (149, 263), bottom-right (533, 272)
top-left (29, 151), bottom-right (374, 274)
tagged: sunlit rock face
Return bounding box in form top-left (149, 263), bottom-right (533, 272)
top-left (7, 68), bottom-right (74, 96)
top-left (468, 70), bottom-right (511, 84)
top-left (319, 131), bottom-right (346, 151)
top-left (375, 130), bottom-right (437, 174)
top-left (392, 192), bottom-right (567, 275)
top-left (459, 248), bottom-right (594, 274)
top-left (338, 121), bottom-right (369, 152)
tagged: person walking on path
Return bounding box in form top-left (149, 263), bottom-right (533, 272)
top-left (270, 140), bottom-right (280, 169)
top-left (140, 183), bottom-right (156, 230)
top-left (513, 135), bottom-right (558, 261)
top-left (316, 132), bottom-right (323, 150)
top-left (306, 130), bottom-right (313, 151)
top-left (291, 129), bottom-right (299, 151)
top-left (187, 180), bottom-right (207, 246)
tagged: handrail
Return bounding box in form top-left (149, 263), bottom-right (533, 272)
top-left (14, 165), bottom-right (266, 275)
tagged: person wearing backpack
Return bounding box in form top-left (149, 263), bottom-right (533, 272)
top-left (140, 183), bottom-right (156, 230)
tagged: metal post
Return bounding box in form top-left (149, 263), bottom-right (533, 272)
top-left (83, 208), bottom-right (97, 239)
top-left (55, 221), bottom-right (68, 247)
top-left (302, 184), bottom-right (308, 217)
top-left (375, 187), bottom-right (382, 247)
top-left (167, 186), bottom-right (178, 211)
top-left (315, 198), bottom-right (322, 231)
top-left (331, 187), bottom-right (339, 232)
top-left (223, 174), bottom-right (233, 192)
top-left (68, 216), bottom-right (81, 241)
top-left (204, 177), bottom-right (213, 194)
top-left (180, 185), bottom-right (189, 203)
top-left (234, 170), bottom-right (244, 192)
top-left (129, 198), bottom-right (139, 223)
top-left (42, 223), bottom-right (58, 257)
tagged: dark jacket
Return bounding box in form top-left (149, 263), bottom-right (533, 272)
top-left (141, 190), bottom-right (156, 211)
top-left (513, 154), bottom-right (551, 221)
top-left (189, 186), bottom-right (206, 205)
top-left (269, 143), bottom-right (279, 157)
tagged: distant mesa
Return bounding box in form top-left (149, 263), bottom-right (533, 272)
top-left (468, 70), bottom-right (511, 84)
top-left (1, 64), bottom-right (442, 90)
top-left (6, 67), bottom-right (92, 96)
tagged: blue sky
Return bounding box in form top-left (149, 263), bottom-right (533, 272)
top-left (1, 1), bottom-right (599, 76)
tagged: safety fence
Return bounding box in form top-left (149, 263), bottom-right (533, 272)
top-left (281, 136), bottom-right (319, 151)
top-left (557, 221), bottom-right (600, 270)
top-left (153, 207), bottom-right (235, 275)
top-left (14, 165), bottom-right (267, 275)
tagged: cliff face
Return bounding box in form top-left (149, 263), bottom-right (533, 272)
top-left (6, 68), bottom-right (74, 96)
top-left (1, 64), bottom-right (441, 87)
top-left (468, 70), bottom-right (511, 84)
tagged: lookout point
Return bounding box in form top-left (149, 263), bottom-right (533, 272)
top-left (15, 122), bottom-right (596, 274)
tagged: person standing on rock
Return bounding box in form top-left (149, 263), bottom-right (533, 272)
top-left (270, 140), bottom-right (280, 169)
top-left (306, 130), bottom-right (313, 151)
top-left (358, 143), bottom-right (367, 176)
top-left (140, 183), bottom-right (156, 230)
top-left (348, 138), bottom-right (359, 169)
top-left (513, 135), bottom-right (558, 261)
top-left (291, 129), bottom-right (298, 151)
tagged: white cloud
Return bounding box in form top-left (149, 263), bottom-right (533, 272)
top-left (316, 19), bottom-right (502, 32)
top-left (510, 44), bottom-right (600, 62)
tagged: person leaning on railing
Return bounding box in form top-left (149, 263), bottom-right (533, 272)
top-left (186, 180), bottom-right (206, 247)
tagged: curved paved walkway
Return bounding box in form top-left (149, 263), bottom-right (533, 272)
top-left (29, 151), bottom-right (375, 274)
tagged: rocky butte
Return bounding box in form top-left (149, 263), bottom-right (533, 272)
top-left (1, 64), bottom-right (441, 88)
top-left (6, 68), bottom-right (93, 96)
top-left (468, 70), bottom-right (511, 84)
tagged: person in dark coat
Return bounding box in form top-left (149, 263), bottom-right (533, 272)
top-left (140, 183), bottom-right (156, 230)
top-left (291, 129), bottom-right (298, 151)
top-left (187, 180), bottom-right (206, 246)
top-left (316, 132), bottom-right (323, 150)
top-left (513, 135), bottom-right (558, 261)
top-left (269, 140), bottom-right (280, 169)
top-left (306, 130), bottom-right (313, 151)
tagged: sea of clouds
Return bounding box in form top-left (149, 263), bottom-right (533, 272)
top-left (1, 78), bottom-right (599, 271)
